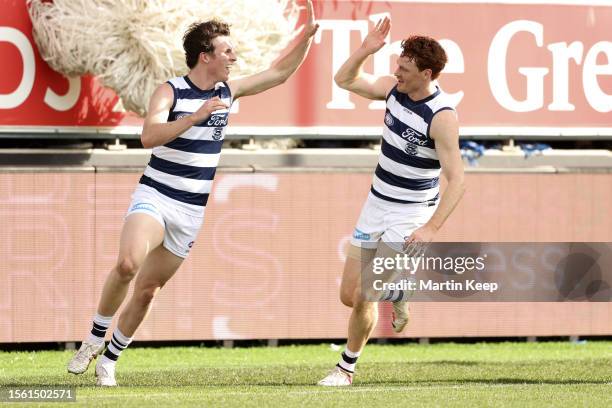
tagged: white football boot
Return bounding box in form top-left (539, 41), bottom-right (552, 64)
top-left (391, 301), bottom-right (410, 333)
top-left (317, 366), bottom-right (353, 386)
top-left (67, 341), bottom-right (105, 374)
top-left (95, 359), bottom-right (117, 387)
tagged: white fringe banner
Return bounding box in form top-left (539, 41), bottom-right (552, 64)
top-left (28, 0), bottom-right (299, 116)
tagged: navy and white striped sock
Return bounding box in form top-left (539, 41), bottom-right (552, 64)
top-left (381, 289), bottom-right (406, 302)
top-left (86, 313), bottom-right (112, 344)
top-left (336, 348), bottom-right (361, 373)
top-left (102, 327), bottom-right (133, 363)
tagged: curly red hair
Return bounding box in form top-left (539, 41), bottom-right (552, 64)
top-left (400, 36), bottom-right (447, 80)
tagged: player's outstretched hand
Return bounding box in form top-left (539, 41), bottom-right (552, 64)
top-left (294, 0), bottom-right (319, 39)
top-left (304, 0), bottom-right (319, 37)
top-left (361, 16), bottom-right (391, 55)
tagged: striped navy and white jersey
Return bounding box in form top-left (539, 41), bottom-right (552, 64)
top-left (371, 85), bottom-right (455, 204)
top-left (139, 76), bottom-right (232, 214)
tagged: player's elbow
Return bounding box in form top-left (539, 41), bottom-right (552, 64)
top-left (275, 75), bottom-right (288, 86)
top-left (334, 74), bottom-right (351, 90)
top-left (140, 131), bottom-right (155, 149)
top-left (443, 166), bottom-right (466, 191)
top-left (459, 181), bottom-right (466, 196)
top-left (449, 177), bottom-right (466, 195)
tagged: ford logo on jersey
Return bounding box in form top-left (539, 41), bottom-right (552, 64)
top-left (401, 127), bottom-right (428, 146)
top-left (207, 113), bottom-right (228, 127)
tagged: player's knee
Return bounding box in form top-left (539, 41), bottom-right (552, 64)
top-left (135, 285), bottom-right (159, 306)
top-left (352, 289), bottom-right (375, 313)
top-left (115, 256), bottom-right (140, 281)
top-left (354, 301), bottom-right (376, 319)
top-left (340, 288), bottom-right (354, 308)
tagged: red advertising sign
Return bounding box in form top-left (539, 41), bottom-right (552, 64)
top-left (1, 0), bottom-right (611, 136)
top-left (1, 170), bottom-right (611, 342)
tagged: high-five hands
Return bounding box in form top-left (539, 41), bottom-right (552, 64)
top-left (302, 0), bottom-right (320, 38)
top-left (291, 0), bottom-right (319, 40)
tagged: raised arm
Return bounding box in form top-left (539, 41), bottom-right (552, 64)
top-left (227, 0), bottom-right (319, 99)
top-left (141, 83), bottom-right (228, 148)
top-left (334, 16), bottom-right (397, 100)
top-left (406, 110), bottom-right (465, 244)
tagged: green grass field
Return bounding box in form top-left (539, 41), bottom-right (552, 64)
top-left (1, 341), bottom-right (611, 407)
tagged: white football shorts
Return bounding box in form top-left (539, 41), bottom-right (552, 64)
top-left (125, 184), bottom-right (205, 258)
top-left (350, 191), bottom-right (437, 251)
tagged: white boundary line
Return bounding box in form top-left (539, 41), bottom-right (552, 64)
top-left (76, 382), bottom-right (588, 400)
